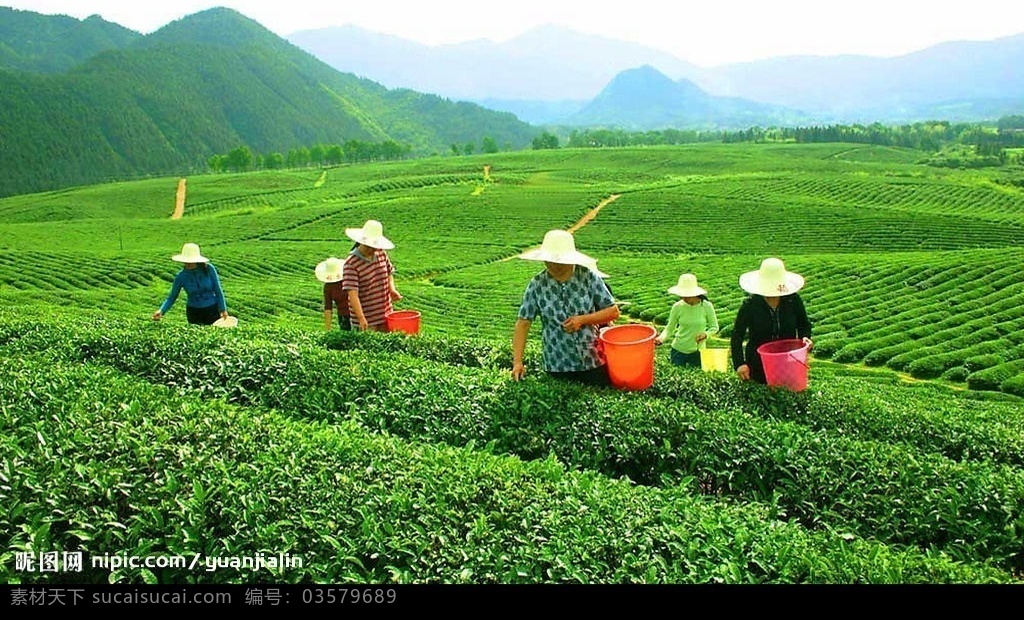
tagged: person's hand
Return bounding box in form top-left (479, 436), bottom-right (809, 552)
top-left (736, 364), bottom-right (751, 381)
top-left (390, 289), bottom-right (403, 302)
top-left (803, 337), bottom-right (814, 352)
top-left (562, 315), bottom-right (585, 333)
top-left (695, 332), bottom-right (708, 344)
top-left (512, 362), bottom-right (526, 381)
top-left (220, 311), bottom-right (229, 320)
top-left (152, 310), bottom-right (162, 321)
top-left (358, 316), bottom-right (369, 331)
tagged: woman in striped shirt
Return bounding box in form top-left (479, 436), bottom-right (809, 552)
top-left (342, 220), bottom-right (402, 331)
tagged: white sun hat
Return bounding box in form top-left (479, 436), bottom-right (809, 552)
top-left (315, 257), bottom-right (344, 283)
top-left (345, 219), bottom-right (395, 250)
top-left (518, 230), bottom-right (599, 268)
top-left (171, 243), bottom-right (209, 263)
top-left (667, 273), bottom-right (707, 297)
top-left (739, 257), bottom-right (804, 297)
top-left (212, 316), bottom-right (238, 328)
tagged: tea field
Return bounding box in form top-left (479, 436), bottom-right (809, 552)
top-left (2, 143), bottom-right (1024, 584)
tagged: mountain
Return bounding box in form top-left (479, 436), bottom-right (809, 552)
top-left (0, 7), bottom-right (537, 198)
top-left (289, 23), bottom-right (1024, 125)
top-left (287, 23), bottom-right (700, 102)
top-left (690, 33), bottom-right (1024, 121)
top-left (562, 65), bottom-right (809, 130)
top-left (0, 6), bottom-right (140, 73)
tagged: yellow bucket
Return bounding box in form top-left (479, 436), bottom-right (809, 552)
top-left (700, 347), bottom-right (730, 373)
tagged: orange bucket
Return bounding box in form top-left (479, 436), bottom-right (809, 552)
top-left (599, 324), bottom-right (657, 390)
top-left (385, 310), bottom-right (421, 335)
top-left (757, 339), bottom-right (810, 392)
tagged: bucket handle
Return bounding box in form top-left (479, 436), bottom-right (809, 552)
top-left (787, 345), bottom-right (810, 370)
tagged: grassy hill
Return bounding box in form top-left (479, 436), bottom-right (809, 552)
top-left (2, 143), bottom-right (1024, 584)
top-left (0, 7), bottom-right (537, 199)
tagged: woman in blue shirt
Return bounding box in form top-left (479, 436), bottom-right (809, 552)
top-left (152, 243), bottom-right (229, 326)
top-left (512, 230), bottom-right (619, 386)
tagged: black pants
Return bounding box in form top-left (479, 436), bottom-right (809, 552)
top-left (547, 365), bottom-right (611, 387)
top-left (186, 304), bottom-right (220, 326)
top-left (337, 314), bottom-right (352, 331)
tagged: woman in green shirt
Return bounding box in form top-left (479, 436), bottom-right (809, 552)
top-left (657, 273), bottom-right (720, 368)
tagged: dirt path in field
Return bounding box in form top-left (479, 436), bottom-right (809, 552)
top-left (567, 194), bottom-right (619, 233)
top-left (171, 178), bottom-right (187, 220)
top-left (496, 193), bottom-right (621, 263)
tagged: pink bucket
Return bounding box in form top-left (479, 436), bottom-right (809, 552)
top-left (757, 339), bottom-right (810, 392)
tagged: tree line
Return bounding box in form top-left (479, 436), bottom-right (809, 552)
top-left (207, 139), bottom-right (415, 173)
top-left (552, 117), bottom-right (1024, 166)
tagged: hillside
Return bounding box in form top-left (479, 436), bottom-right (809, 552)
top-left (0, 6), bottom-right (139, 73)
top-left (0, 7), bottom-right (537, 198)
top-left (2, 144), bottom-right (1024, 584)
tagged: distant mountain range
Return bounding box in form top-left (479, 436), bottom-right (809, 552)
top-left (288, 23), bottom-right (1024, 126)
top-left (0, 7), bottom-right (536, 198)
top-left (3, 5), bottom-right (1023, 199)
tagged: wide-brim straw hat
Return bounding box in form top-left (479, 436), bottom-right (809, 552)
top-left (739, 257), bottom-right (804, 297)
top-left (171, 242), bottom-right (209, 263)
top-left (315, 257), bottom-right (344, 283)
top-left (668, 273), bottom-right (706, 297)
top-left (212, 316), bottom-right (238, 328)
top-left (519, 230), bottom-right (599, 268)
top-left (345, 219), bottom-right (394, 250)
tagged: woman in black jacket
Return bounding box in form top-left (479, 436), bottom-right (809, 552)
top-left (730, 257), bottom-right (813, 384)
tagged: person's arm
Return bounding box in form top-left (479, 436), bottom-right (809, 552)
top-left (703, 301), bottom-right (720, 341)
top-left (731, 299), bottom-right (750, 379)
top-left (348, 289), bottom-right (368, 331)
top-left (562, 304), bottom-right (619, 333)
top-left (389, 274), bottom-right (402, 301)
top-left (154, 274), bottom-right (183, 319)
top-left (512, 318), bottom-right (531, 380)
top-left (209, 265), bottom-right (228, 318)
top-left (793, 294), bottom-right (813, 348)
top-left (659, 304), bottom-right (679, 345)
top-left (342, 258), bottom-right (368, 330)
top-left (563, 270), bottom-right (620, 332)
top-left (323, 285), bottom-right (333, 330)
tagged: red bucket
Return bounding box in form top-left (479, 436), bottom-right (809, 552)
top-left (385, 310), bottom-right (421, 335)
top-left (599, 324), bottom-right (657, 390)
top-left (757, 339), bottom-right (810, 392)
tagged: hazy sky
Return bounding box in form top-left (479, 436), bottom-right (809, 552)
top-left (5, 0), bottom-right (1024, 66)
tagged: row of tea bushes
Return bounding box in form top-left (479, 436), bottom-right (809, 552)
top-left (6, 354), bottom-right (1014, 584)
top-left (2, 311), bottom-right (1023, 572)
top-left (322, 328), bottom-right (1024, 470)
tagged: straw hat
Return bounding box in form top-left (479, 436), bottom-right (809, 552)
top-left (315, 257), bottom-right (344, 283)
top-left (212, 316), bottom-right (238, 328)
top-left (739, 257), bottom-right (804, 297)
top-left (518, 230), bottom-right (598, 268)
top-left (171, 243), bottom-right (209, 263)
top-left (345, 219), bottom-right (394, 250)
top-left (667, 273), bottom-right (706, 297)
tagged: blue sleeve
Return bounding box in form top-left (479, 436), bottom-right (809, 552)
top-left (518, 278), bottom-right (539, 321)
top-left (159, 272), bottom-right (184, 314)
top-left (209, 264), bottom-right (227, 313)
top-left (591, 271), bottom-right (615, 310)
